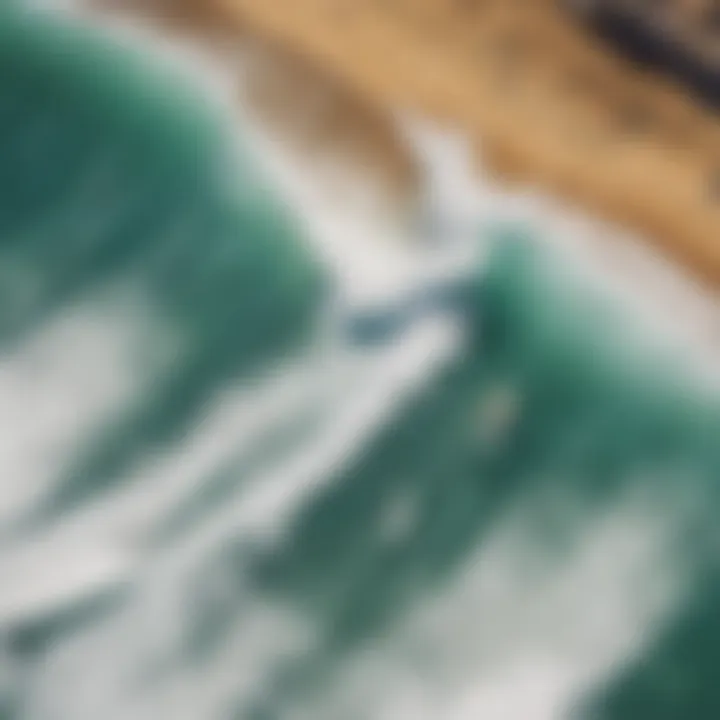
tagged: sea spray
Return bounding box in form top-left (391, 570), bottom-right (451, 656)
top-left (1, 4), bottom-right (720, 720)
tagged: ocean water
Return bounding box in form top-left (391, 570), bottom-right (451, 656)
top-left (1, 6), bottom-right (719, 719)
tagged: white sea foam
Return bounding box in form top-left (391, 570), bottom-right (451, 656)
top-left (0, 297), bottom-right (166, 531)
top-left (6, 5), bottom-right (717, 720)
top-left (279, 483), bottom-right (685, 720)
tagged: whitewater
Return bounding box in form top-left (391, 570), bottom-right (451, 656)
top-left (0, 4), bottom-right (719, 719)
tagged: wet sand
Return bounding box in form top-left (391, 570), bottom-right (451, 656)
top-left (82, 0), bottom-right (720, 295)
top-left (209, 0), bottom-right (720, 289)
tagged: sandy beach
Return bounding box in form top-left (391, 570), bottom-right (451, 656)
top-left (78, 0), bottom-right (720, 363)
top-left (192, 0), bottom-right (720, 289)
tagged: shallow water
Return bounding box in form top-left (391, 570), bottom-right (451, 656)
top-left (1, 6), bottom-right (719, 720)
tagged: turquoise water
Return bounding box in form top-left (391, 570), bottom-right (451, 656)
top-left (1, 7), bottom-right (719, 719)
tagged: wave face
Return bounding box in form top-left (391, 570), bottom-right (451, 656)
top-left (0, 7), bottom-right (719, 720)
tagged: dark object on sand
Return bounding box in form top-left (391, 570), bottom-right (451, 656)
top-left (564, 0), bottom-right (720, 108)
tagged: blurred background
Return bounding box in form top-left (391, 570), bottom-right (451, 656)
top-left (0, 2), bottom-right (719, 718)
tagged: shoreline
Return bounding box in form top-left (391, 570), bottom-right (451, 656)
top-left (212, 0), bottom-right (720, 290)
top-left (42, 0), bottom-right (720, 375)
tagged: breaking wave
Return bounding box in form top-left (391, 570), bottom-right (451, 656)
top-left (0, 6), bottom-right (719, 719)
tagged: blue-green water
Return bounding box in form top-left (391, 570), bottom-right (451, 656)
top-left (0, 6), bottom-right (719, 720)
